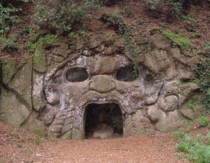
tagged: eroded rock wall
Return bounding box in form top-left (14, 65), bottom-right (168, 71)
top-left (0, 32), bottom-right (204, 139)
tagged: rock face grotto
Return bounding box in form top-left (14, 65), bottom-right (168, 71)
top-left (0, 32), bottom-right (204, 139)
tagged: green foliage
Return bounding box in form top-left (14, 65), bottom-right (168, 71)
top-left (176, 133), bottom-right (210, 163)
top-left (186, 98), bottom-right (202, 110)
top-left (33, 129), bottom-right (47, 138)
top-left (197, 116), bottom-right (209, 127)
top-left (33, 0), bottom-right (99, 33)
top-left (146, 0), bottom-right (159, 10)
top-left (162, 30), bottom-right (192, 48)
top-left (3, 38), bottom-right (19, 52)
top-left (173, 131), bottom-right (185, 140)
top-left (204, 41), bottom-right (210, 51)
top-left (166, 0), bottom-right (182, 19)
top-left (102, 13), bottom-right (130, 35)
top-left (194, 59), bottom-right (210, 110)
top-left (146, 0), bottom-right (183, 19)
top-left (0, 3), bottom-right (19, 35)
top-left (26, 34), bottom-right (56, 53)
top-left (0, 36), bottom-right (19, 52)
top-left (20, 27), bottom-right (35, 36)
top-left (31, 34), bottom-right (56, 66)
top-left (182, 15), bottom-right (196, 24)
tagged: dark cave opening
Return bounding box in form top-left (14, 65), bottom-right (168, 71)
top-left (84, 103), bottom-right (123, 139)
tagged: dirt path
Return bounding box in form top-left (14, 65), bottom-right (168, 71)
top-left (32, 135), bottom-right (182, 163)
top-left (0, 121), bottom-right (183, 163)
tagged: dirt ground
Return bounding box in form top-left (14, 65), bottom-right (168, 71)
top-left (0, 118), bottom-right (209, 163)
top-left (0, 120), bottom-right (184, 163)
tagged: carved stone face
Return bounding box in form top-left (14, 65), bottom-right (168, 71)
top-left (43, 54), bottom-right (163, 138)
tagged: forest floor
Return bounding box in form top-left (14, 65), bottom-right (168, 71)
top-left (0, 120), bottom-right (209, 163)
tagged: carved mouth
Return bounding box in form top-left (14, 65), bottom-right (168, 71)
top-left (84, 102), bottom-right (123, 139)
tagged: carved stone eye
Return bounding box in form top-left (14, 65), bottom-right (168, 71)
top-left (66, 67), bottom-right (88, 82)
top-left (116, 66), bottom-right (139, 81)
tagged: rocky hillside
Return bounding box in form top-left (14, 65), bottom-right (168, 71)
top-left (0, 0), bottom-right (209, 139)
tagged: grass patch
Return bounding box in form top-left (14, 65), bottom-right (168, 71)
top-left (176, 133), bottom-right (210, 163)
top-left (136, 129), bottom-right (147, 135)
top-left (173, 131), bottom-right (185, 140)
top-left (33, 129), bottom-right (47, 138)
top-left (197, 116), bottom-right (209, 127)
top-left (162, 30), bottom-right (192, 48)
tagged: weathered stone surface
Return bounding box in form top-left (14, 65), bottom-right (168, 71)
top-left (169, 48), bottom-right (188, 65)
top-left (43, 106), bottom-right (57, 125)
top-left (32, 72), bottom-right (45, 111)
top-left (166, 64), bottom-right (177, 80)
top-left (178, 68), bottom-right (193, 81)
top-left (103, 47), bottom-right (114, 55)
top-left (52, 41), bottom-right (69, 59)
top-left (71, 128), bottom-right (84, 140)
top-left (98, 57), bottom-right (117, 74)
top-left (90, 75), bottom-right (116, 93)
top-left (147, 105), bottom-right (166, 122)
top-left (179, 83), bottom-right (199, 104)
top-left (53, 55), bottom-right (64, 62)
top-left (33, 46), bottom-right (47, 73)
top-left (49, 124), bottom-right (62, 133)
top-left (156, 110), bottom-right (184, 132)
top-left (8, 60), bottom-right (33, 109)
top-left (151, 34), bottom-right (171, 49)
top-left (22, 112), bottom-right (46, 132)
top-left (82, 49), bottom-right (91, 56)
top-left (124, 110), bottom-right (154, 136)
top-left (0, 93), bottom-right (30, 127)
top-left (179, 107), bottom-right (194, 120)
top-left (88, 38), bottom-right (101, 49)
top-left (61, 131), bottom-right (72, 139)
top-left (158, 95), bottom-right (179, 111)
top-left (144, 49), bottom-right (171, 73)
top-left (2, 60), bottom-right (17, 84)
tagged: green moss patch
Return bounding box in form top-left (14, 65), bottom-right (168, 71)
top-left (162, 30), bottom-right (192, 48)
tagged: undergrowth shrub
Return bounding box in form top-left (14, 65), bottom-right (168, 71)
top-left (197, 116), bottom-right (209, 127)
top-left (194, 59), bottom-right (210, 111)
top-left (145, 0), bottom-right (183, 19)
top-left (26, 34), bottom-right (56, 54)
top-left (176, 133), bottom-right (210, 162)
top-left (0, 3), bottom-right (19, 35)
top-left (33, 0), bottom-right (99, 34)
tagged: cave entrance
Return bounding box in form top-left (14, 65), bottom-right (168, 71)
top-left (84, 103), bottom-right (123, 139)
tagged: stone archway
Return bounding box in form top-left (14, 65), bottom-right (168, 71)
top-left (84, 103), bottom-right (123, 139)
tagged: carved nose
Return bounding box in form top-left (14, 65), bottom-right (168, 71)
top-left (90, 75), bottom-right (115, 93)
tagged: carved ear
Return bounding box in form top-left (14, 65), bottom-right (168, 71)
top-left (45, 85), bottom-right (60, 105)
